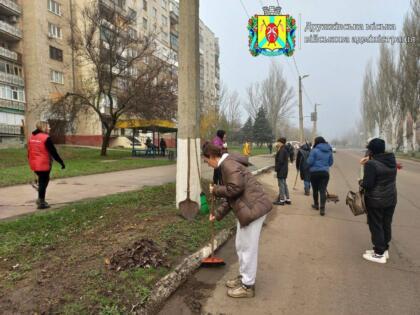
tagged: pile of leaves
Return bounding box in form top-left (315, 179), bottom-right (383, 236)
top-left (107, 239), bottom-right (170, 271)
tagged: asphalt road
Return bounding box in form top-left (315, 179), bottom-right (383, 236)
top-left (159, 149), bottom-right (420, 315)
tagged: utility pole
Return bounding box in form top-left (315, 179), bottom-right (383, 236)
top-left (176, 0), bottom-right (201, 208)
top-left (298, 74), bottom-right (309, 143)
top-left (312, 103), bottom-right (321, 142)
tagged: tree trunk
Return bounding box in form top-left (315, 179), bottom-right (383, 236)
top-left (390, 119), bottom-right (397, 152)
top-left (101, 127), bottom-right (113, 156)
top-left (403, 113), bottom-right (408, 154)
top-left (413, 120), bottom-right (418, 152)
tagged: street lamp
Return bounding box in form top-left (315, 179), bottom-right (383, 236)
top-left (312, 103), bottom-right (321, 141)
top-left (298, 74), bottom-right (309, 143)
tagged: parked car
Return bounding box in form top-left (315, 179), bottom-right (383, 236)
top-left (332, 147), bottom-right (337, 153)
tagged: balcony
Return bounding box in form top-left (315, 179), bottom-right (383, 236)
top-left (0, 123), bottom-right (21, 135)
top-left (0, 20), bottom-right (22, 40)
top-left (0, 46), bottom-right (17, 61)
top-left (100, 0), bottom-right (135, 20)
top-left (0, 0), bottom-right (21, 16)
top-left (0, 72), bottom-right (24, 86)
top-left (0, 98), bottom-right (24, 111)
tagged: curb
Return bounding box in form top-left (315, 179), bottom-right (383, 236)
top-left (144, 227), bottom-right (235, 314)
top-left (142, 165), bottom-right (273, 314)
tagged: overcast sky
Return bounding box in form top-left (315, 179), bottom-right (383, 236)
top-left (199, 0), bottom-right (412, 140)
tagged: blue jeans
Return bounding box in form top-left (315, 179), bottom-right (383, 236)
top-left (277, 178), bottom-right (290, 200)
top-left (304, 180), bottom-right (311, 192)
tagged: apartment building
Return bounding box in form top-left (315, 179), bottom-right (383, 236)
top-left (0, 0), bottom-right (24, 144)
top-left (0, 0), bottom-right (219, 146)
top-left (169, 0), bottom-right (220, 111)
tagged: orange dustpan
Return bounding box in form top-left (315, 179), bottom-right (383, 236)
top-left (201, 195), bottom-right (225, 267)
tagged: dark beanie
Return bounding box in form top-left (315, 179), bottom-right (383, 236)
top-left (367, 138), bottom-right (385, 155)
top-left (279, 137), bottom-right (286, 144)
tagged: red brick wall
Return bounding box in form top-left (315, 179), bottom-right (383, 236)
top-left (64, 135), bottom-right (103, 147)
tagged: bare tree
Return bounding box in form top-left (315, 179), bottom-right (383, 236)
top-left (376, 44), bottom-right (402, 151)
top-left (218, 84), bottom-right (242, 136)
top-left (244, 82), bottom-right (262, 120)
top-left (361, 62), bottom-right (377, 140)
top-left (49, 1), bottom-right (176, 155)
top-left (260, 61), bottom-right (294, 138)
top-left (400, 0), bottom-right (420, 152)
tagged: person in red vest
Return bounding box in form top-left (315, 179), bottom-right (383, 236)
top-left (28, 121), bottom-right (65, 209)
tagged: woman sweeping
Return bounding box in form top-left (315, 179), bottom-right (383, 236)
top-left (28, 121), bottom-right (65, 209)
top-left (203, 142), bottom-right (272, 298)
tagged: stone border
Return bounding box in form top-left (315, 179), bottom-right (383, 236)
top-left (142, 165), bottom-right (274, 314)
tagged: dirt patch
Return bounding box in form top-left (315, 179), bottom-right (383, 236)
top-left (107, 239), bottom-right (170, 271)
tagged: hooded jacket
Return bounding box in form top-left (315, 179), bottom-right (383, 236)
top-left (307, 143), bottom-right (333, 173)
top-left (362, 153), bottom-right (397, 209)
top-left (296, 144), bottom-right (311, 181)
top-left (213, 153), bottom-right (272, 227)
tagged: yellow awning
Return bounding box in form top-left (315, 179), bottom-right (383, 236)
top-left (116, 119), bottom-right (177, 132)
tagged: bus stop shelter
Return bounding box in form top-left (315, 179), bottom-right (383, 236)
top-left (115, 119), bottom-right (177, 158)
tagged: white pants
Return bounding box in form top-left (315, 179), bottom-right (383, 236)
top-left (235, 215), bottom-right (266, 286)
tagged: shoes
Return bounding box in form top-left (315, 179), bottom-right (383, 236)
top-left (273, 200), bottom-right (285, 206)
top-left (362, 252), bottom-right (387, 264)
top-left (37, 199), bottom-right (50, 210)
top-left (365, 249), bottom-right (389, 260)
top-left (304, 191), bottom-right (310, 196)
top-left (311, 204), bottom-right (319, 210)
top-left (227, 284), bottom-right (255, 298)
top-left (285, 199), bottom-right (292, 205)
top-left (225, 275), bottom-right (242, 288)
top-left (320, 207), bottom-right (325, 216)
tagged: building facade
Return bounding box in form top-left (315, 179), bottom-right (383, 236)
top-left (0, 0), bottom-right (219, 146)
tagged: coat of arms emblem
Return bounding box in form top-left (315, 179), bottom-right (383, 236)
top-left (248, 6), bottom-right (296, 57)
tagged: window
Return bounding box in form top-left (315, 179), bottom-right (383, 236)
top-left (161, 15), bottom-right (167, 26)
top-left (50, 70), bottom-right (64, 84)
top-left (49, 46), bottom-right (63, 61)
top-left (48, 0), bottom-right (62, 16)
top-left (153, 7), bottom-right (157, 17)
top-left (143, 17), bottom-right (148, 30)
top-left (116, 0), bottom-right (125, 8)
top-left (128, 27), bottom-right (137, 39)
top-left (161, 0), bottom-right (167, 9)
top-left (143, 0), bottom-right (147, 11)
top-left (48, 22), bottom-right (62, 39)
top-left (0, 85), bottom-right (25, 102)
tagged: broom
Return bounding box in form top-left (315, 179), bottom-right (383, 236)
top-left (201, 194), bottom-right (225, 267)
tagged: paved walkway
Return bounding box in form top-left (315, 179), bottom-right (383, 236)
top-left (0, 155), bottom-right (274, 220)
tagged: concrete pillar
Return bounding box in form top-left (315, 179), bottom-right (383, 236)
top-left (176, 0), bottom-right (201, 208)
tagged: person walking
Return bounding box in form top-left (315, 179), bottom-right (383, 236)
top-left (159, 138), bottom-right (167, 157)
top-left (28, 121), bottom-right (65, 209)
top-left (361, 138), bottom-right (397, 264)
top-left (242, 139), bottom-right (251, 157)
top-left (203, 142), bottom-right (272, 298)
top-left (268, 143), bottom-right (273, 154)
top-left (273, 137), bottom-right (291, 206)
top-left (307, 136), bottom-right (333, 216)
top-left (211, 129), bottom-right (227, 184)
top-left (296, 143), bottom-right (312, 195)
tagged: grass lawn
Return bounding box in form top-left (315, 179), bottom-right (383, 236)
top-left (396, 152), bottom-right (420, 162)
top-left (0, 146), bottom-right (174, 187)
top-left (0, 183), bottom-right (235, 314)
top-left (228, 145), bottom-right (271, 156)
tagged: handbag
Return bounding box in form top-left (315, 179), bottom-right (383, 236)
top-left (345, 189), bottom-right (366, 216)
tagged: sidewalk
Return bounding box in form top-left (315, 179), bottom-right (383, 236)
top-left (0, 155), bottom-right (274, 220)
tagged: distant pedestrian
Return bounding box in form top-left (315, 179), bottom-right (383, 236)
top-left (285, 142), bottom-right (295, 163)
top-left (203, 142), bottom-right (272, 298)
top-left (145, 137), bottom-right (152, 156)
top-left (361, 138), bottom-right (397, 264)
top-left (307, 136), bottom-right (333, 216)
top-left (242, 139), bottom-right (252, 157)
top-left (211, 129), bottom-right (227, 184)
top-left (268, 143), bottom-right (273, 154)
top-left (28, 121), bottom-right (65, 209)
top-left (160, 138), bottom-right (167, 156)
top-left (296, 143), bottom-right (311, 195)
top-left (273, 137), bottom-right (291, 206)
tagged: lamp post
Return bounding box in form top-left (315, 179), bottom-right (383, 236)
top-left (298, 74), bottom-right (309, 143)
top-left (312, 103), bottom-right (321, 142)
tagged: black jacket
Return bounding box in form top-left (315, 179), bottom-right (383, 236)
top-left (296, 144), bottom-right (311, 181)
top-left (275, 145), bottom-right (289, 178)
top-left (362, 153), bottom-right (397, 209)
